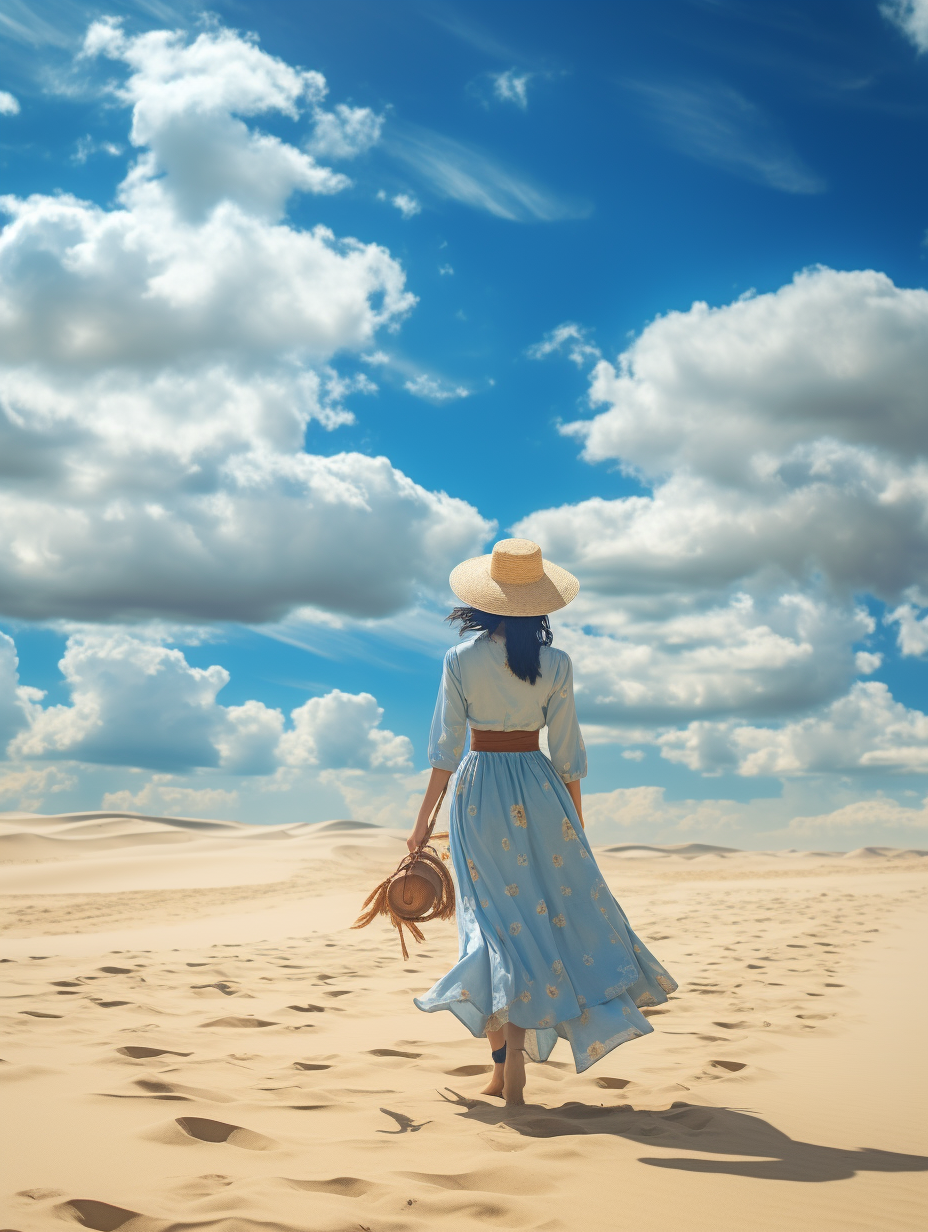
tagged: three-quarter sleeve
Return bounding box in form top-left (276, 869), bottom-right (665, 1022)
top-left (428, 647), bottom-right (468, 771)
top-left (544, 652), bottom-right (587, 782)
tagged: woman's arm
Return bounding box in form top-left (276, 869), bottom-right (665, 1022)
top-left (565, 778), bottom-right (584, 829)
top-left (407, 767), bottom-right (453, 852)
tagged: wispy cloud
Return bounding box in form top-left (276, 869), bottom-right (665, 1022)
top-left (629, 79), bottom-right (826, 195)
top-left (492, 69), bottom-right (531, 108)
top-left (881, 0), bottom-right (928, 53)
top-left (387, 124), bottom-right (588, 222)
top-left (404, 373), bottom-right (470, 401)
top-left (0, 90), bottom-right (20, 114)
top-left (528, 322), bottom-right (601, 366)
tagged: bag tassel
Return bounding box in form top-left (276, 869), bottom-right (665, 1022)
top-left (352, 785), bottom-right (455, 960)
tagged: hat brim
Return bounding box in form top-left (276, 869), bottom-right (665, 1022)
top-left (449, 555), bottom-right (579, 617)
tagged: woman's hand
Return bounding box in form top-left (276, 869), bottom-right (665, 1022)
top-left (408, 767), bottom-right (453, 852)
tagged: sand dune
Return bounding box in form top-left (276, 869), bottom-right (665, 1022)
top-left (1, 811), bottom-right (926, 1231)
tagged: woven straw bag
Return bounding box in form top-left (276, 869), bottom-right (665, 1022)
top-left (352, 784), bottom-right (455, 958)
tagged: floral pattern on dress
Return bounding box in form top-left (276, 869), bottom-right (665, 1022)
top-left (505, 883), bottom-right (519, 896)
top-left (552, 913), bottom-right (567, 927)
top-left (509, 922), bottom-right (521, 935)
top-left (546, 984), bottom-right (559, 998)
top-left (562, 817), bottom-right (579, 841)
top-left (501, 837), bottom-right (510, 851)
top-left (536, 900), bottom-right (547, 915)
top-left (583, 954), bottom-right (594, 966)
top-left (552, 959), bottom-right (564, 975)
top-left (561, 886), bottom-right (572, 896)
top-left (552, 853), bottom-right (564, 868)
top-left (517, 853), bottom-right (528, 866)
top-left (510, 804), bottom-right (527, 827)
top-left (587, 1041), bottom-right (606, 1060)
top-left (467, 859), bottom-right (479, 882)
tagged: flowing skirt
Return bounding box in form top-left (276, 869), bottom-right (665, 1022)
top-left (414, 749), bottom-right (678, 1072)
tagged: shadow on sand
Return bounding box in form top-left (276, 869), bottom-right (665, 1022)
top-left (438, 1090), bottom-right (928, 1183)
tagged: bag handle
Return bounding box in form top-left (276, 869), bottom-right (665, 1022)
top-left (415, 780), bottom-right (449, 853)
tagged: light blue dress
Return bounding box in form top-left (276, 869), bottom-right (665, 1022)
top-left (414, 633), bottom-right (678, 1072)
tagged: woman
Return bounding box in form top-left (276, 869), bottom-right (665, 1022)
top-left (410, 538), bottom-right (677, 1105)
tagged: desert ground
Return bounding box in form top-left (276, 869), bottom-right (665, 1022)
top-left (1, 809), bottom-right (926, 1232)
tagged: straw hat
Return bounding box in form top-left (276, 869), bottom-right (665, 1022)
top-left (450, 538), bottom-right (579, 617)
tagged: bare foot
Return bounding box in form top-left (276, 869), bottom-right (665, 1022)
top-left (503, 1047), bottom-right (526, 1105)
top-left (481, 1062), bottom-right (505, 1097)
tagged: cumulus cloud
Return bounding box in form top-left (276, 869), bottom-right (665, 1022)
top-left (308, 103), bottom-right (384, 159)
top-left (101, 776), bottom-right (239, 818)
top-left (0, 90), bottom-right (20, 115)
top-left (6, 630), bottom-right (410, 776)
top-left (83, 19), bottom-right (344, 220)
top-left (0, 764), bottom-right (75, 812)
top-left (519, 266), bottom-right (928, 742)
top-left (551, 591), bottom-right (873, 725)
top-left (522, 268), bottom-right (928, 606)
top-left (887, 599), bottom-right (928, 656)
top-left (881, 0), bottom-right (928, 52)
top-left (659, 682), bottom-right (928, 776)
top-left (279, 690), bottom-right (412, 770)
top-left (628, 80), bottom-right (825, 194)
top-left (0, 20), bottom-right (493, 625)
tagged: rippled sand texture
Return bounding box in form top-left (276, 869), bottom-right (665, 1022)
top-left (1, 811), bottom-right (927, 1232)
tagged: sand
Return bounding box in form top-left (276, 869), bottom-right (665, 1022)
top-left (1, 810), bottom-right (926, 1232)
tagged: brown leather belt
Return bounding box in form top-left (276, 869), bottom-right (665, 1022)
top-left (470, 729), bottom-right (540, 752)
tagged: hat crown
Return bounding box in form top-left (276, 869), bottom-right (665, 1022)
top-left (489, 538), bottom-right (544, 586)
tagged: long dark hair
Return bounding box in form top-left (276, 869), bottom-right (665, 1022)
top-left (447, 606), bottom-right (553, 685)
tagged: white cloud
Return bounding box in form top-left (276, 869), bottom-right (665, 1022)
top-left (581, 781), bottom-right (928, 846)
top-left (391, 192), bottom-right (421, 218)
top-left (438, 263), bottom-right (454, 276)
top-left (101, 776), bottom-right (239, 818)
top-left (6, 629), bottom-right (411, 776)
top-left (881, 0), bottom-right (928, 52)
top-left (83, 19), bottom-right (344, 220)
top-left (492, 69), bottom-right (531, 108)
top-left (628, 80), bottom-right (825, 194)
top-left (0, 631), bottom-right (30, 748)
top-left (0, 764), bottom-right (75, 812)
top-left (0, 20), bottom-right (493, 625)
top-left (404, 374), bottom-right (471, 402)
top-left (0, 90), bottom-right (20, 115)
top-left (887, 600), bottom-right (928, 656)
top-left (521, 270), bottom-right (928, 606)
top-left (550, 590), bottom-right (872, 725)
top-left (387, 125), bottom-right (587, 222)
top-left (659, 683), bottom-right (928, 776)
top-left (308, 103), bottom-right (384, 159)
top-left (279, 689), bottom-right (412, 770)
top-left (787, 794), bottom-right (928, 834)
top-left (517, 267), bottom-right (927, 747)
top-left (527, 321), bottom-right (601, 366)
top-left (71, 134), bottom-right (123, 164)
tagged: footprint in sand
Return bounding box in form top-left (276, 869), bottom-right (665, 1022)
top-left (368, 1048), bottom-right (422, 1059)
top-left (174, 1117), bottom-right (277, 1149)
top-left (20, 1010), bottom-right (62, 1018)
top-left (444, 1064), bottom-right (493, 1076)
top-left (55, 1199), bottom-right (141, 1231)
top-left (287, 1004), bottom-right (326, 1013)
top-left (293, 1061), bottom-right (332, 1071)
top-left (710, 1060), bottom-right (747, 1072)
top-left (98, 966), bottom-right (133, 975)
top-left (198, 1016), bottom-right (278, 1029)
top-left (116, 1046), bottom-right (192, 1059)
top-left (595, 1076), bottom-right (633, 1089)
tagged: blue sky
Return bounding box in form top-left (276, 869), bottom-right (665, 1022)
top-left (0, 0), bottom-right (926, 847)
